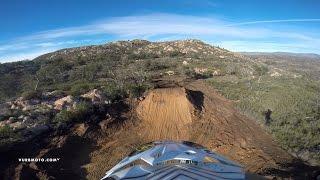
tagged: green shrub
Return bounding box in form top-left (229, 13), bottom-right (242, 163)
top-left (145, 61), bottom-right (169, 71)
top-left (22, 90), bottom-right (42, 100)
top-left (70, 83), bottom-right (93, 96)
top-left (53, 101), bottom-right (93, 123)
top-left (207, 76), bottom-right (320, 163)
top-left (253, 64), bottom-right (269, 76)
top-left (0, 125), bottom-right (15, 138)
top-left (126, 84), bottom-right (149, 98)
top-left (185, 68), bottom-right (213, 79)
top-left (169, 51), bottom-right (184, 57)
top-left (101, 83), bottom-right (126, 101)
top-left (53, 109), bottom-right (74, 123)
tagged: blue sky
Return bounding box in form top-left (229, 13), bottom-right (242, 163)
top-left (1, 0), bottom-right (320, 62)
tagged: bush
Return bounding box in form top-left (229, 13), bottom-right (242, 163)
top-left (169, 51), bottom-right (184, 57)
top-left (22, 90), bottom-right (42, 100)
top-left (53, 101), bottom-right (93, 123)
top-left (101, 83), bottom-right (126, 102)
top-left (253, 64), bottom-right (269, 76)
top-left (0, 125), bottom-right (15, 138)
top-left (185, 68), bottom-right (213, 79)
top-left (145, 61), bottom-right (169, 71)
top-left (126, 84), bottom-right (149, 98)
top-left (70, 83), bottom-right (93, 96)
top-left (208, 76), bottom-right (320, 163)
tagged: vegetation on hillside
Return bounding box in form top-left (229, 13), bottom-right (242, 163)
top-left (0, 39), bottom-right (319, 164)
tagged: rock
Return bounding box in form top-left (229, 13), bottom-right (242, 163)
top-left (54, 95), bottom-right (74, 110)
top-left (9, 121), bottom-right (26, 130)
top-left (165, 71), bottom-right (175, 76)
top-left (81, 89), bottom-right (105, 104)
top-left (73, 123), bottom-right (88, 136)
top-left (22, 105), bottom-right (33, 111)
top-left (8, 117), bottom-right (15, 123)
top-left (270, 71), bottom-right (281, 77)
top-left (182, 61), bottom-right (189, 65)
top-left (104, 100), bottom-right (111, 104)
top-left (0, 121), bottom-right (6, 127)
top-left (11, 104), bottom-right (17, 110)
top-left (212, 70), bottom-right (221, 76)
top-left (194, 67), bottom-right (208, 74)
top-left (22, 116), bottom-right (31, 123)
top-left (43, 90), bottom-right (62, 98)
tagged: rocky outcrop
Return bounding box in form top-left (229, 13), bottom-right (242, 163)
top-left (54, 95), bottom-right (75, 110)
top-left (81, 89), bottom-right (106, 104)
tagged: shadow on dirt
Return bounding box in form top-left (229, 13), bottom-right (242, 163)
top-left (186, 89), bottom-right (204, 111)
top-left (36, 135), bottom-right (98, 180)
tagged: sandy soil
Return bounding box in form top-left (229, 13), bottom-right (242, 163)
top-left (136, 88), bottom-right (193, 140)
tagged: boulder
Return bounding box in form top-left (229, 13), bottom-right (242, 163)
top-left (81, 89), bottom-right (106, 104)
top-left (0, 121), bottom-right (6, 127)
top-left (22, 116), bottom-right (32, 124)
top-left (9, 121), bottom-right (26, 130)
top-left (54, 95), bottom-right (74, 110)
top-left (194, 67), bottom-right (208, 74)
top-left (212, 70), bottom-right (222, 76)
top-left (22, 105), bottom-right (34, 111)
top-left (8, 117), bottom-right (16, 123)
top-left (165, 71), bottom-right (175, 76)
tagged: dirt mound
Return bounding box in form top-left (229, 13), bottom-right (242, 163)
top-left (136, 88), bottom-right (193, 140)
top-left (134, 82), bottom-right (293, 173)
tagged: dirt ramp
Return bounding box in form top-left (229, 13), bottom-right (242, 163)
top-left (136, 88), bottom-right (193, 140)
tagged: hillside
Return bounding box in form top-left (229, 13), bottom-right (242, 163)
top-left (0, 40), bottom-right (319, 179)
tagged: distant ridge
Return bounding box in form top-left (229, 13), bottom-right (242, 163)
top-left (240, 51), bottom-right (320, 59)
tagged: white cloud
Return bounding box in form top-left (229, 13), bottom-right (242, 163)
top-left (227, 18), bottom-right (320, 26)
top-left (0, 49), bottom-right (57, 62)
top-left (218, 40), bottom-right (320, 53)
top-left (1, 13), bottom-right (320, 62)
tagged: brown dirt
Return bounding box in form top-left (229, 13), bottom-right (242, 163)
top-left (3, 80), bottom-right (319, 179)
top-left (136, 87), bottom-right (193, 140)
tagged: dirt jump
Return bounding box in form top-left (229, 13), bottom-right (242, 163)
top-left (84, 80), bottom-right (303, 179)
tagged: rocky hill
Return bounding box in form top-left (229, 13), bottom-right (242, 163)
top-left (0, 40), bottom-right (319, 179)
